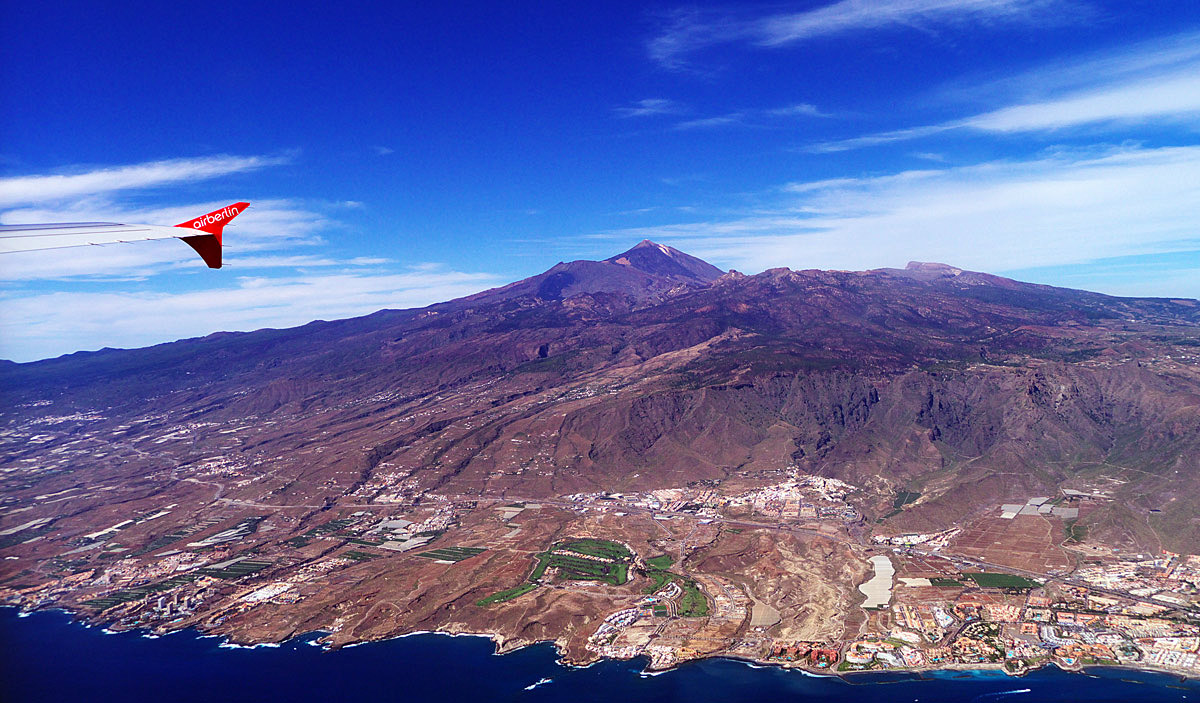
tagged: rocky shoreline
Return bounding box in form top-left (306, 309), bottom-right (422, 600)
top-left (35, 605), bottom-right (1196, 685)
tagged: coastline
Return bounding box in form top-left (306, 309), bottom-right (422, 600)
top-left (7, 604), bottom-right (1194, 686)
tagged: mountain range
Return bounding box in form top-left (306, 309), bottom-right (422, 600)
top-left (4, 240), bottom-right (1199, 553)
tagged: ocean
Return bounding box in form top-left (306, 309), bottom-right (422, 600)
top-left (1, 608), bottom-right (1195, 702)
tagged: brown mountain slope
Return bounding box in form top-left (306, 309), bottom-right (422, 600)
top-left (3, 244), bottom-right (1199, 553)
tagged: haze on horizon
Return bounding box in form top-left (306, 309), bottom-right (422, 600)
top-left (2, 1), bottom-right (1199, 362)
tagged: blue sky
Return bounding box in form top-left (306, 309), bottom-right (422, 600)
top-left (2, 1), bottom-right (1199, 361)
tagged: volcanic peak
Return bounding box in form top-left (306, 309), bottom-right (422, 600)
top-left (604, 239), bottom-right (724, 283)
top-left (465, 240), bottom-right (724, 304)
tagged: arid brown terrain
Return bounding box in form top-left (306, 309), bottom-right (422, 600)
top-left (2, 241), bottom-right (1199, 674)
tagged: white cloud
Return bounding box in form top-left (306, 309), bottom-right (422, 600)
top-left (674, 113), bottom-right (745, 130)
top-left (951, 29), bottom-right (1200, 102)
top-left (649, 0), bottom-right (1073, 67)
top-left (0, 154), bottom-right (287, 207)
top-left (0, 267), bottom-right (505, 362)
top-left (808, 31), bottom-right (1200, 151)
top-left (805, 124), bottom-right (954, 153)
top-left (614, 98), bottom-right (683, 118)
top-left (964, 70), bottom-right (1200, 132)
top-left (675, 102), bottom-right (832, 131)
top-left (756, 0), bottom-right (1058, 46)
top-left (767, 103), bottom-right (830, 118)
top-left (0, 155), bottom-right (507, 362)
top-left (588, 145), bottom-right (1200, 296)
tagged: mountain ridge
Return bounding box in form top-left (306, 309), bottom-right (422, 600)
top-left (6, 243), bottom-right (1198, 370)
top-left (3, 243), bottom-right (1199, 553)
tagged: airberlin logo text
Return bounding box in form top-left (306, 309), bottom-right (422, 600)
top-left (193, 205), bottom-right (240, 229)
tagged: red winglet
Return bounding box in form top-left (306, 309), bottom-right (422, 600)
top-left (175, 202), bottom-right (249, 269)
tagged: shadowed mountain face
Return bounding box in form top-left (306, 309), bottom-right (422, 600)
top-left (4, 243), bottom-right (1200, 553)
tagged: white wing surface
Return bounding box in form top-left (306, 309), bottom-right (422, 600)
top-left (0, 222), bottom-right (194, 254)
top-left (0, 202), bottom-right (248, 268)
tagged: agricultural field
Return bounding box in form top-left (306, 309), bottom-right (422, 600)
top-left (476, 583), bottom-right (538, 607)
top-left (83, 573), bottom-right (201, 611)
top-left (643, 569), bottom-right (676, 594)
top-left (950, 516), bottom-right (1072, 573)
top-left (529, 539), bottom-right (634, 586)
top-left (677, 580), bottom-right (710, 617)
top-left (559, 538), bottom-right (632, 561)
top-left (133, 517), bottom-right (225, 556)
top-left (641, 554), bottom-right (678, 593)
top-left (287, 518), bottom-right (359, 547)
top-left (199, 558), bottom-right (274, 579)
top-left (962, 572), bottom-right (1040, 589)
top-left (537, 553), bottom-right (628, 586)
top-left (478, 538), bottom-right (636, 605)
top-left (342, 551), bottom-right (379, 561)
top-left (645, 554), bottom-right (675, 569)
top-left (414, 546), bottom-right (486, 562)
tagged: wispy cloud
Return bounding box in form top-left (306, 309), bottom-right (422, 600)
top-left (767, 103), bottom-right (831, 118)
top-left (0, 155), bottom-right (507, 361)
top-left (806, 124), bottom-right (953, 152)
top-left (963, 70), bottom-right (1200, 132)
top-left (649, 0), bottom-right (1075, 68)
top-left (0, 155), bottom-right (337, 280)
top-left (0, 154), bottom-right (288, 207)
top-left (674, 103), bottom-right (832, 130)
top-left (0, 266), bottom-right (505, 362)
top-left (586, 145), bottom-right (1200, 297)
top-left (614, 98), bottom-right (684, 118)
top-left (675, 112), bottom-right (746, 130)
top-left (756, 0), bottom-right (1070, 46)
top-left (808, 31), bottom-right (1200, 151)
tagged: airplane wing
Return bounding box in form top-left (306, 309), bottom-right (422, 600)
top-left (0, 202), bottom-right (249, 269)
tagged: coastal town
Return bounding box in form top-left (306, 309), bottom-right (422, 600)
top-left (2, 430), bottom-right (1198, 682)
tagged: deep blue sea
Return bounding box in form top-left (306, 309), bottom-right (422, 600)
top-left (1, 608), bottom-right (1195, 702)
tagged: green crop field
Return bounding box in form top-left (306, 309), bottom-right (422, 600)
top-left (646, 555), bottom-right (675, 569)
top-left (677, 581), bottom-right (710, 617)
top-left (529, 553), bottom-right (552, 581)
top-left (559, 538), bottom-right (632, 561)
top-left (415, 546), bottom-right (485, 562)
top-left (476, 583), bottom-right (538, 606)
top-left (343, 550), bottom-right (379, 561)
top-left (963, 572), bottom-right (1040, 589)
top-left (549, 555), bottom-right (622, 583)
top-left (643, 570), bottom-right (675, 593)
top-left (82, 572), bottom-right (205, 611)
top-left (199, 559), bottom-right (273, 579)
top-left (301, 518), bottom-right (357, 539)
top-left (524, 539), bottom-right (636, 587)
